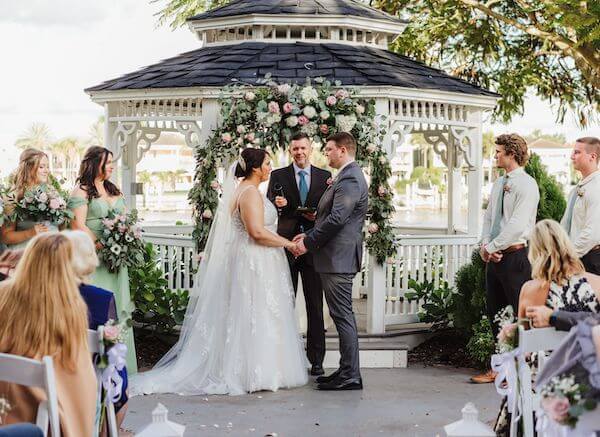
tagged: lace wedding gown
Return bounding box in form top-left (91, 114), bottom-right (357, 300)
top-left (131, 182), bottom-right (308, 396)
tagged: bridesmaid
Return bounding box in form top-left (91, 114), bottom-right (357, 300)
top-left (69, 146), bottom-right (138, 373)
top-left (0, 149), bottom-right (51, 249)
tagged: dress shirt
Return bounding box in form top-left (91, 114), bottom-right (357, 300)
top-left (561, 170), bottom-right (600, 257)
top-left (482, 167), bottom-right (540, 253)
top-left (293, 162), bottom-right (311, 191)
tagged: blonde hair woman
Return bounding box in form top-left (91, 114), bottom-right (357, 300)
top-left (519, 219), bottom-right (600, 323)
top-left (1, 148), bottom-right (52, 248)
top-left (0, 233), bottom-right (97, 437)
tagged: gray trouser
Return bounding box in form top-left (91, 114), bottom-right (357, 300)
top-left (320, 272), bottom-right (361, 380)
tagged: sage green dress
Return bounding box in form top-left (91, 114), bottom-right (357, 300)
top-left (69, 196), bottom-right (138, 373)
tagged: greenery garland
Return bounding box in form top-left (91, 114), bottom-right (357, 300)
top-left (189, 77), bottom-right (395, 264)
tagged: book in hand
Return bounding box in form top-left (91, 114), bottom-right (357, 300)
top-left (296, 206), bottom-right (316, 214)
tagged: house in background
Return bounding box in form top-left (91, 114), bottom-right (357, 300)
top-left (528, 138), bottom-right (572, 187)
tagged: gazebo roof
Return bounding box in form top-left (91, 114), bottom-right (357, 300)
top-left (86, 42), bottom-right (497, 97)
top-left (188, 0), bottom-right (404, 24)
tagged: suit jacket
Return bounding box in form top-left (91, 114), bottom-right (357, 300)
top-left (267, 164), bottom-right (331, 240)
top-left (304, 161), bottom-right (368, 274)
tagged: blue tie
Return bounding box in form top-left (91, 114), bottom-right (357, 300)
top-left (490, 176), bottom-right (505, 241)
top-left (298, 170), bottom-right (308, 206)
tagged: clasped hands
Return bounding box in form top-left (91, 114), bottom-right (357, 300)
top-left (286, 233), bottom-right (307, 258)
top-left (480, 244), bottom-right (503, 263)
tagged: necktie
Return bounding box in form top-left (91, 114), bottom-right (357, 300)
top-left (490, 176), bottom-right (506, 241)
top-left (562, 187), bottom-right (579, 236)
top-left (298, 170), bottom-right (308, 206)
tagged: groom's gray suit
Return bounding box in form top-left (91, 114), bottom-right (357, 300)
top-left (303, 161), bottom-right (368, 381)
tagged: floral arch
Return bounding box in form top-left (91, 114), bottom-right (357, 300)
top-left (189, 77), bottom-right (395, 263)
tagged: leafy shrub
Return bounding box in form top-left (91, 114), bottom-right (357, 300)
top-left (453, 249), bottom-right (487, 334)
top-left (466, 317), bottom-right (495, 368)
top-left (525, 153), bottom-right (566, 222)
top-left (405, 278), bottom-right (456, 330)
top-left (129, 243), bottom-right (189, 333)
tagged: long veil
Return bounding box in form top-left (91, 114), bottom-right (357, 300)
top-left (130, 163), bottom-right (239, 396)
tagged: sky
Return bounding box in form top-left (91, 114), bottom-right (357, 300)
top-left (0, 0), bottom-right (598, 174)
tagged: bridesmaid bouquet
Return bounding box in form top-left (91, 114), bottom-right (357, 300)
top-left (98, 210), bottom-right (144, 273)
top-left (13, 184), bottom-right (72, 227)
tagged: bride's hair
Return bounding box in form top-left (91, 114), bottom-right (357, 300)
top-left (235, 148), bottom-right (268, 178)
top-left (528, 219), bottom-right (584, 285)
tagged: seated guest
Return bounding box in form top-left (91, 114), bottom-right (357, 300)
top-left (0, 424), bottom-right (43, 437)
top-left (0, 250), bottom-right (23, 282)
top-left (0, 233), bottom-right (96, 437)
top-left (63, 230), bottom-right (117, 329)
top-left (518, 219), bottom-right (600, 319)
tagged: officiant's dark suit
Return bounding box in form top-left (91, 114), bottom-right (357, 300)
top-left (267, 136), bottom-right (331, 374)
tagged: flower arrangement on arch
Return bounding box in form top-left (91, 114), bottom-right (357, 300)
top-left (12, 183), bottom-right (72, 228)
top-left (98, 210), bottom-right (144, 273)
top-left (540, 372), bottom-right (598, 428)
top-left (189, 76), bottom-right (395, 264)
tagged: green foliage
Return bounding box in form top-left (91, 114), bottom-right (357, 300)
top-left (376, 0), bottom-right (600, 126)
top-left (405, 278), bottom-right (456, 330)
top-left (466, 316), bottom-right (495, 368)
top-left (453, 249), bottom-right (487, 334)
top-left (129, 243), bottom-right (190, 333)
top-left (525, 153), bottom-right (567, 222)
top-left (152, 0), bottom-right (229, 29)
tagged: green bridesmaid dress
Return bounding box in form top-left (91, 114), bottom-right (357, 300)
top-left (70, 196), bottom-right (138, 373)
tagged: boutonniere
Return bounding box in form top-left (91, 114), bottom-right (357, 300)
top-left (326, 177), bottom-right (334, 186)
top-left (577, 187), bottom-right (585, 197)
top-left (503, 183), bottom-right (511, 194)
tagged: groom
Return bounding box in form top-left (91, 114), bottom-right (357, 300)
top-left (293, 132), bottom-right (368, 391)
top-left (267, 132), bottom-right (331, 377)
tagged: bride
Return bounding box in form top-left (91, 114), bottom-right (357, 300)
top-left (131, 148), bottom-right (308, 396)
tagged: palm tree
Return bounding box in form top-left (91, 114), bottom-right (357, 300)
top-left (50, 138), bottom-right (85, 185)
top-left (137, 170), bottom-right (152, 208)
top-left (87, 116), bottom-right (105, 147)
top-left (15, 123), bottom-right (53, 151)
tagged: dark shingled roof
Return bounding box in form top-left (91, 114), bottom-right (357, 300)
top-left (188, 0), bottom-right (404, 23)
top-left (86, 42), bottom-right (497, 97)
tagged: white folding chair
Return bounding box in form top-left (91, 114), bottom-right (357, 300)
top-left (513, 326), bottom-right (569, 437)
top-left (88, 327), bottom-right (118, 437)
top-left (0, 353), bottom-right (60, 437)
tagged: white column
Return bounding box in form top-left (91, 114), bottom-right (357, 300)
top-left (121, 131), bottom-right (139, 211)
top-left (447, 133), bottom-right (461, 234)
top-left (200, 98), bottom-right (219, 148)
top-left (366, 257), bottom-right (386, 334)
top-left (467, 111), bottom-right (483, 236)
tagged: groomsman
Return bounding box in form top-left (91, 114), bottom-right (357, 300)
top-left (267, 133), bottom-right (331, 376)
top-left (473, 134), bottom-right (540, 384)
top-left (561, 137), bottom-right (600, 274)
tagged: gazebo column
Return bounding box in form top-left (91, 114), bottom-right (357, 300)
top-left (466, 113), bottom-right (483, 235)
top-left (121, 131), bottom-right (139, 211)
top-left (446, 133), bottom-right (461, 234)
top-left (103, 103), bottom-right (118, 178)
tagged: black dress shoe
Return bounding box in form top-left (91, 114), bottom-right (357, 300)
top-left (310, 364), bottom-right (325, 376)
top-left (317, 377), bottom-right (363, 391)
top-left (316, 369), bottom-right (340, 384)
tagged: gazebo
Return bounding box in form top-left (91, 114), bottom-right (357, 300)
top-left (86, 0), bottom-right (499, 339)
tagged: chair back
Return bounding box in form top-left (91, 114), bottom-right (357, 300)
top-left (0, 353), bottom-right (60, 437)
top-left (88, 327), bottom-right (118, 437)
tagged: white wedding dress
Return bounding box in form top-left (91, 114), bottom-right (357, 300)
top-left (131, 168), bottom-right (308, 396)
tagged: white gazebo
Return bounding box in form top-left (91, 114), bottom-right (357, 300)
top-left (86, 0), bottom-right (499, 336)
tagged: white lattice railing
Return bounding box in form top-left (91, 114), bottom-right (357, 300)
top-left (141, 227), bottom-right (478, 333)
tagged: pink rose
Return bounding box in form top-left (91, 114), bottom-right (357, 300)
top-left (210, 180), bottom-right (220, 190)
top-left (326, 177), bottom-right (333, 186)
top-left (378, 186), bottom-right (387, 197)
top-left (326, 95), bottom-right (337, 106)
top-left (38, 192), bottom-right (48, 203)
top-left (49, 198), bottom-right (61, 210)
top-left (104, 325), bottom-right (120, 342)
top-left (335, 89), bottom-right (349, 99)
top-left (245, 132), bottom-right (255, 142)
top-left (236, 125), bottom-right (246, 134)
top-left (202, 209), bottom-right (213, 220)
top-left (221, 133), bottom-right (232, 143)
top-left (542, 396), bottom-right (570, 423)
top-left (298, 115), bottom-right (309, 126)
top-left (283, 102), bottom-right (294, 113)
top-left (102, 218), bottom-right (115, 230)
top-left (498, 323), bottom-right (516, 344)
top-left (368, 223), bottom-right (379, 234)
top-left (319, 124), bottom-right (329, 135)
top-left (118, 224), bottom-right (127, 233)
top-left (268, 101), bottom-right (280, 114)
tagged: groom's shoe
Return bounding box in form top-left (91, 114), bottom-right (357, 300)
top-left (317, 377), bottom-right (363, 391)
top-left (310, 364), bottom-right (325, 376)
top-left (316, 369), bottom-right (340, 384)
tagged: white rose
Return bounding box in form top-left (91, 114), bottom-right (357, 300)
top-left (335, 114), bottom-right (357, 132)
top-left (286, 116), bottom-right (299, 127)
top-left (237, 125), bottom-right (246, 134)
top-left (277, 84), bottom-right (291, 95)
top-left (367, 143), bottom-right (378, 153)
top-left (379, 156), bottom-right (387, 164)
top-left (244, 91), bottom-right (256, 101)
top-left (355, 104), bottom-right (365, 114)
top-left (320, 110), bottom-right (330, 120)
top-left (303, 105), bottom-right (317, 119)
top-left (202, 209), bottom-right (213, 219)
top-left (300, 86), bottom-right (318, 103)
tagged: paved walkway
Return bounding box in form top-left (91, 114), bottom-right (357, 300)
top-left (124, 365), bottom-right (500, 436)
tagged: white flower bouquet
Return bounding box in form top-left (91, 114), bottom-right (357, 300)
top-left (98, 210), bottom-right (144, 273)
top-left (540, 372), bottom-right (598, 427)
top-left (13, 183), bottom-right (72, 227)
top-left (0, 396), bottom-right (11, 424)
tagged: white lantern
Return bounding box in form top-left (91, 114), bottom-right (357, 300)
top-left (444, 402), bottom-right (494, 437)
top-left (136, 403), bottom-right (185, 437)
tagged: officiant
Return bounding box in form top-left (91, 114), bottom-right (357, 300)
top-left (267, 133), bottom-right (331, 377)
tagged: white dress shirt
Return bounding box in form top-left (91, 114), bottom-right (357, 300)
top-left (560, 170), bottom-right (600, 257)
top-left (482, 167), bottom-right (540, 253)
top-left (293, 162), bottom-right (311, 191)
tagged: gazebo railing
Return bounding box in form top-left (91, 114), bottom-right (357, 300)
top-left (141, 227), bottom-right (478, 333)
